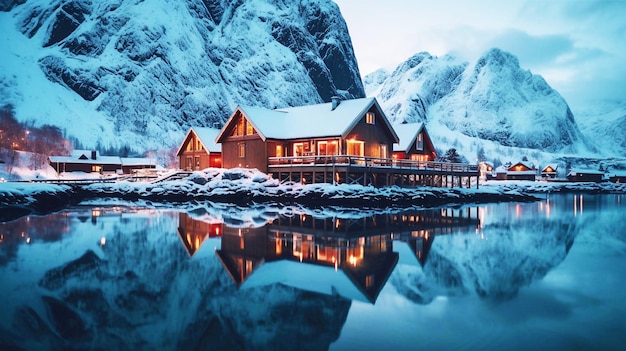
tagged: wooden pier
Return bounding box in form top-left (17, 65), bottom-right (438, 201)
top-left (268, 155), bottom-right (480, 188)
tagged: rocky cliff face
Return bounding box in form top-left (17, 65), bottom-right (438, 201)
top-left (366, 48), bottom-right (592, 153)
top-left (1, 0), bottom-right (364, 150)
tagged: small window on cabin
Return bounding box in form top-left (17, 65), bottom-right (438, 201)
top-left (365, 112), bottom-right (375, 125)
top-left (238, 143), bottom-right (246, 158)
top-left (276, 145), bottom-right (283, 157)
top-left (196, 140), bottom-right (202, 150)
top-left (416, 133), bottom-right (423, 150)
top-left (246, 121), bottom-right (254, 135)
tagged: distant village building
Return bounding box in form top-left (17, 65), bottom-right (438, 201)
top-left (176, 127), bottom-right (222, 171)
top-left (608, 170), bottom-right (626, 183)
top-left (493, 161), bottom-right (537, 181)
top-left (479, 161), bottom-right (495, 180)
top-left (541, 164), bottom-right (558, 179)
top-left (49, 150), bottom-right (157, 174)
top-left (567, 168), bottom-right (604, 182)
top-left (392, 123), bottom-right (437, 162)
top-left (215, 97), bottom-right (399, 171)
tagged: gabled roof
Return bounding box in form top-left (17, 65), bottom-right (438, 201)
top-left (541, 164), bottom-right (558, 172)
top-left (508, 161), bottom-right (535, 171)
top-left (392, 122), bottom-right (435, 153)
top-left (216, 97), bottom-right (399, 143)
top-left (176, 127), bottom-right (222, 156)
top-left (49, 150), bottom-right (122, 165)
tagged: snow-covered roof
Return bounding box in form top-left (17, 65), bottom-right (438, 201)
top-left (568, 169), bottom-right (604, 175)
top-left (120, 157), bottom-right (157, 166)
top-left (49, 154), bottom-right (122, 165)
top-left (218, 97), bottom-right (399, 142)
top-left (392, 123), bottom-right (424, 152)
top-left (71, 149), bottom-right (98, 159)
top-left (177, 127), bottom-right (222, 156)
top-left (239, 260), bottom-right (373, 303)
top-left (508, 161), bottom-right (535, 171)
top-left (541, 164), bottom-right (558, 172)
top-left (191, 127), bottom-right (221, 152)
top-left (609, 170), bottom-right (626, 177)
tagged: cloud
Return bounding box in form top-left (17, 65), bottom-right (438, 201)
top-left (487, 30), bottom-right (573, 68)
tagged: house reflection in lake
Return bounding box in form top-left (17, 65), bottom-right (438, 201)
top-left (209, 208), bottom-right (480, 303)
top-left (176, 212), bottom-right (223, 257)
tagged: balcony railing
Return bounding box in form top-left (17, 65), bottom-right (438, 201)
top-left (268, 155), bottom-right (478, 173)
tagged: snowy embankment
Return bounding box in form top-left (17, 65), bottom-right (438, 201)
top-left (0, 182), bottom-right (76, 221)
top-left (6, 168), bottom-right (625, 221)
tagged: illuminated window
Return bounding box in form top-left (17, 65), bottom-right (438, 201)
top-left (365, 275), bottom-right (374, 288)
top-left (293, 143), bottom-right (304, 156)
top-left (365, 112), bottom-right (375, 124)
top-left (196, 139), bottom-right (203, 150)
top-left (246, 121), bottom-right (254, 135)
top-left (380, 144), bottom-right (388, 159)
top-left (416, 133), bottom-right (423, 150)
top-left (276, 145), bottom-right (283, 157)
top-left (92, 165), bottom-right (102, 172)
top-left (238, 143), bottom-right (246, 158)
top-left (347, 140), bottom-right (364, 156)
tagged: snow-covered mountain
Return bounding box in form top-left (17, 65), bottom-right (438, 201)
top-left (0, 0), bottom-right (364, 151)
top-left (365, 49), bottom-right (596, 156)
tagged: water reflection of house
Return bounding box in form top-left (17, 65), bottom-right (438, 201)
top-left (214, 209), bottom-right (480, 303)
top-left (177, 213), bottom-right (223, 257)
top-left (216, 224), bottom-right (397, 303)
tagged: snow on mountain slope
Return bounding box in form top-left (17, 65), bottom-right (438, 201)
top-left (366, 48), bottom-right (595, 156)
top-left (1, 0), bottom-right (364, 151)
top-left (573, 100), bottom-right (626, 157)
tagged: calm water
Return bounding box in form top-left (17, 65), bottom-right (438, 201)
top-left (0, 194), bottom-right (625, 351)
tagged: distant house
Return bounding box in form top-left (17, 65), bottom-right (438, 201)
top-left (177, 127), bottom-right (222, 171)
top-left (392, 123), bottom-right (437, 162)
top-left (608, 170), bottom-right (626, 183)
top-left (215, 97), bottom-right (399, 171)
top-left (493, 161), bottom-right (536, 181)
top-left (567, 169), bottom-right (604, 182)
top-left (49, 150), bottom-right (157, 174)
top-left (541, 164), bottom-right (558, 179)
top-left (479, 161), bottom-right (495, 180)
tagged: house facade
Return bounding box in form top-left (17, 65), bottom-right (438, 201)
top-left (215, 97), bottom-right (399, 172)
top-left (392, 123), bottom-right (437, 162)
top-left (493, 162), bottom-right (537, 181)
top-left (49, 150), bottom-right (157, 174)
top-left (541, 164), bottom-right (558, 179)
top-left (177, 127), bottom-right (222, 171)
top-left (567, 169), bottom-right (604, 182)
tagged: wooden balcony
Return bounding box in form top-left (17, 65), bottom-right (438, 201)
top-left (268, 155), bottom-right (480, 188)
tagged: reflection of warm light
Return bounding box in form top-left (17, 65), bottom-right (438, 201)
top-left (21, 232), bottom-right (25, 237)
top-left (100, 237), bottom-right (106, 246)
top-left (26, 237), bottom-right (31, 244)
top-left (195, 237), bottom-right (200, 249)
top-left (92, 209), bottom-right (102, 217)
top-left (349, 255), bottom-right (357, 266)
top-left (299, 252), bottom-right (303, 262)
top-left (215, 227), bottom-right (220, 236)
top-left (515, 204), bottom-right (522, 218)
top-left (335, 218), bottom-right (340, 229)
top-left (546, 198), bottom-right (551, 218)
top-left (335, 260), bottom-right (338, 271)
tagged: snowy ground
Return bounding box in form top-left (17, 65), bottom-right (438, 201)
top-left (2, 167), bottom-right (625, 223)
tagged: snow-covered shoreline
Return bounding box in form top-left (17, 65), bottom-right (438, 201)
top-left (1, 168), bottom-right (625, 222)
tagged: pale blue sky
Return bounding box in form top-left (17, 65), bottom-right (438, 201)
top-left (334, 0), bottom-right (626, 105)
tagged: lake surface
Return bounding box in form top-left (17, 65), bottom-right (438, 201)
top-left (0, 194), bottom-right (625, 351)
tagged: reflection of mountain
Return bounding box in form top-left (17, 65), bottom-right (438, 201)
top-left (391, 200), bottom-right (579, 304)
top-left (0, 208), bottom-right (351, 351)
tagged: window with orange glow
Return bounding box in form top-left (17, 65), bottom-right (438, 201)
top-left (365, 112), bottom-right (375, 124)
